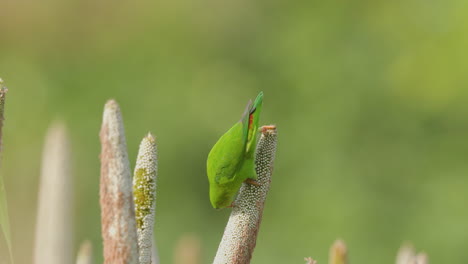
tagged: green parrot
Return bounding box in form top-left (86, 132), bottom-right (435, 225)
top-left (207, 91), bottom-right (263, 209)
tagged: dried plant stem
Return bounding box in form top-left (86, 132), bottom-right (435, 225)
top-left (99, 100), bottom-right (139, 264)
top-left (76, 240), bottom-right (93, 264)
top-left (133, 133), bottom-right (158, 264)
top-left (34, 122), bottom-right (73, 264)
top-left (329, 239), bottom-right (348, 264)
top-left (213, 125), bottom-right (278, 264)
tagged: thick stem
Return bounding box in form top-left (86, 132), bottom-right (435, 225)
top-left (99, 100), bottom-right (139, 264)
top-left (213, 125), bottom-right (278, 264)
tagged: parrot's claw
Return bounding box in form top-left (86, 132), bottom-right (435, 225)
top-left (227, 202), bottom-right (237, 208)
top-left (245, 178), bottom-right (261, 186)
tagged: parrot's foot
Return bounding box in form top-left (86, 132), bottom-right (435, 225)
top-left (245, 178), bottom-right (261, 186)
top-left (227, 202), bottom-right (237, 208)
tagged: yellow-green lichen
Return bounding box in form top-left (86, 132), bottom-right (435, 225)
top-left (133, 168), bottom-right (155, 229)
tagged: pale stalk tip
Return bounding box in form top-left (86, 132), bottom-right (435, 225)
top-left (76, 240), bottom-right (93, 264)
top-left (396, 243), bottom-right (415, 264)
top-left (305, 257), bottom-right (318, 264)
top-left (79, 240), bottom-right (92, 255)
top-left (261, 125), bottom-right (276, 134)
top-left (396, 243), bottom-right (428, 264)
top-left (415, 253), bottom-right (428, 264)
top-left (104, 99), bottom-right (119, 109)
top-left (329, 239), bottom-right (348, 264)
top-left (145, 132), bottom-right (156, 143)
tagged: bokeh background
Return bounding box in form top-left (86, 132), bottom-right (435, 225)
top-left (1, 0), bottom-right (468, 263)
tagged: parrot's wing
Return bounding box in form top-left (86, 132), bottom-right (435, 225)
top-left (240, 99), bottom-right (252, 141)
top-left (207, 121), bottom-right (246, 185)
top-left (246, 91), bottom-right (263, 154)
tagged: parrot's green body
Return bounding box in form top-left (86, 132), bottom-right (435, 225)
top-left (207, 92), bottom-right (263, 209)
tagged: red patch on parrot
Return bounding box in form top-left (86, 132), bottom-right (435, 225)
top-left (249, 111), bottom-right (255, 129)
top-left (248, 107), bottom-right (256, 129)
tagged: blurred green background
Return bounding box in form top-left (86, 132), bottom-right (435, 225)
top-left (1, 0), bottom-right (468, 263)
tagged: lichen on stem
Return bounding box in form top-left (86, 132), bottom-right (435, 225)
top-left (213, 125), bottom-right (278, 264)
top-left (133, 133), bottom-right (158, 264)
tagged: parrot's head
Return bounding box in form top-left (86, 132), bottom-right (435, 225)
top-left (209, 183), bottom-right (236, 209)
